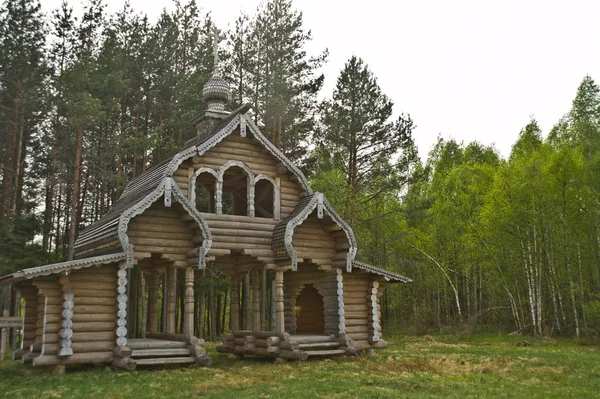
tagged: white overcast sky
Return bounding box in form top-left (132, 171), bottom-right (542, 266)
top-left (42, 0), bottom-right (600, 160)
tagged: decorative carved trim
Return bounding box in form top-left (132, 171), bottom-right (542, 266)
top-left (164, 177), bottom-right (172, 207)
top-left (196, 114), bottom-right (242, 159)
top-left (336, 269), bottom-right (345, 336)
top-left (240, 114), bottom-right (247, 138)
top-left (255, 174), bottom-right (281, 220)
top-left (244, 114), bottom-right (312, 195)
top-left (169, 178), bottom-right (213, 269)
top-left (189, 167), bottom-right (219, 204)
top-left (215, 180), bottom-right (223, 215)
top-left (277, 193), bottom-right (357, 271)
top-left (352, 260), bottom-right (412, 283)
top-left (368, 280), bottom-right (380, 342)
top-left (58, 275), bottom-right (73, 357)
top-left (117, 177), bottom-right (213, 270)
top-left (8, 252), bottom-right (127, 282)
top-left (217, 160), bottom-right (255, 185)
top-left (116, 261), bottom-right (128, 347)
top-left (248, 177), bottom-right (255, 217)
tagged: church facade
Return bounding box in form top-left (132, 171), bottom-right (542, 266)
top-left (0, 45), bottom-right (411, 370)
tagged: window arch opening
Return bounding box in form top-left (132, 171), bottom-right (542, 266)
top-left (255, 179), bottom-right (274, 218)
top-left (195, 172), bottom-right (217, 213)
top-left (222, 166), bottom-right (249, 216)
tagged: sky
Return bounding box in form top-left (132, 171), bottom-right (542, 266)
top-left (41, 0), bottom-right (600, 160)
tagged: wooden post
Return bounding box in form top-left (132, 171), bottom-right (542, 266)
top-left (244, 272), bottom-right (251, 330)
top-left (1, 309), bottom-right (7, 361)
top-left (275, 270), bottom-right (285, 334)
top-left (230, 275), bottom-right (239, 332)
top-left (140, 272), bottom-right (147, 338)
top-left (184, 267), bottom-right (195, 337)
top-left (58, 274), bottom-right (74, 357)
top-left (252, 270), bottom-right (260, 332)
top-left (161, 272), bottom-right (167, 332)
top-left (148, 270), bottom-right (158, 333)
top-left (260, 269), bottom-right (267, 331)
top-left (116, 261), bottom-right (128, 347)
top-left (166, 266), bottom-right (176, 334)
top-left (248, 180), bottom-right (255, 217)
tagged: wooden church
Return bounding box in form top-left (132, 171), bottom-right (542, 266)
top-left (0, 36), bottom-right (411, 370)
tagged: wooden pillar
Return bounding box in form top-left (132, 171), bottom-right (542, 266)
top-left (275, 269), bottom-right (285, 334)
top-left (252, 270), bottom-right (260, 332)
top-left (248, 180), bottom-right (255, 217)
top-left (0, 309), bottom-right (8, 361)
top-left (184, 267), bottom-right (195, 337)
top-left (140, 272), bottom-right (147, 338)
top-left (166, 266), bottom-right (176, 334)
top-left (57, 275), bottom-right (73, 357)
top-left (230, 275), bottom-right (239, 332)
top-left (243, 272), bottom-right (251, 330)
top-left (260, 269), bottom-right (267, 330)
top-left (148, 270), bottom-right (158, 333)
top-left (161, 272), bottom-right (167, 332)
top-left (116, 261), bottom-right (128, 347)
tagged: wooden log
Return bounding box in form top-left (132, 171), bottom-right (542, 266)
top-left (44, 341), bottom-right (113, 353)
top-left (279, 349), bottom-right (308, 361)
top-left (279, 340), bottom-right (299, 350)
top-left (72, 331), bottom-right (115, 342)
top-left (254, 347), bottom-right (277, 357)
top-left (72, 322), bottom-right (116, 332)
top-left (345, 326), bottom-right (369, 334)
top-left (33, 352), bottom-right (113, 366)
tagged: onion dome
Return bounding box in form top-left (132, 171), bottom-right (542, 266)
top-left (202, 71), bottom-right (230, 112)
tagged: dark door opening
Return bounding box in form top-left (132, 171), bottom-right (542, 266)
top-left (295, 284), bottom-right (325, 334)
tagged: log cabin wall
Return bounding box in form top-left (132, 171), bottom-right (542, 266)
top-left (67, 265), bottom-right (117, 356)
top-left (127, 202), bottom-right (199, 268)
top-left (341, 271), bottom-right (370, 348)
top-left (178, 134), bottom-right (304, 220)
top-left (31, 277), bottom-right (61, 356)
top-left (283, 265), bottom-right (341, 337)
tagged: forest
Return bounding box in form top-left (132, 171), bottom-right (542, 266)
top-left (1, 0), bottom-right (599, 340)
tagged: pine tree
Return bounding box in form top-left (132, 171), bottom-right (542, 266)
top-left (319, 56), bottom-right (416, 225)
top-left (0, 0), bottom-right (47, 223)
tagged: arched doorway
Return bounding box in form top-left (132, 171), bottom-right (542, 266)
top-left (295, 284), bottom-right (325, 334)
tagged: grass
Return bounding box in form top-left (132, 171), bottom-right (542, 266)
top-left (1, 333), bottom-right (599, 398)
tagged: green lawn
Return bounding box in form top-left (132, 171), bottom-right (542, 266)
top-left (1, 333), bottom-right (599, 398)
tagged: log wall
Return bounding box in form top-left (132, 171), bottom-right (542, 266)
top-left (283, 265), bottom-right (342, 337)
top-left (341, 271), bottom-right (370, 348)
top-left (179, 134), bottom-right (305, 220)
top-left (128, 202), bottom-right (199, 268)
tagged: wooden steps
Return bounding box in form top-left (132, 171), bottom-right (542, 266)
top-left (135, 357), bottom-right (196, 366)
top-left (128, 339), bottom-right (187, 350)
top-left (298, 341), bottom-right (341, 350)
top-left (131, 348), bottom-right (191, 358)
top-left (290, 335), bottom-right (345, 359)
top-left (306, 349), bottom-right (345, 357)
top-left (128, 339), bottom-right (195, 367)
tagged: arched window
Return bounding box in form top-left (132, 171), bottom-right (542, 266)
top-left (222, 166), bottom-right (250, 216)
top-left (194, 171), bottom-right (217, 213)
top-left (255, 175), bottom-right (280, 219)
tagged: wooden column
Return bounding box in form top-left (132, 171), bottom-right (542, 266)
top-left (244, 272), bottom-right (251, 330)
top-left (116, 261), bottom-right (128, 347)
top-left (230, 275), bottom-right (239, 332)
top-left (148, 270), bottom-right (158, 333)
top-left (275, 269), bottom-right (285, 334)
top-left (161, 272), bottom-right (167, 332)
top-left (140, 272), bottom-right (147, 338)
top-left (57, 274), bottom-right (73, 357)
top-left (248, 180), bottom-right (255, 217)
top-left (166, 266), bottom-right (177, 334)
top-left (184, 267), bottom-right (195, 337)
top-left (252, 270), bottom-right (260, 332)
